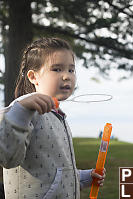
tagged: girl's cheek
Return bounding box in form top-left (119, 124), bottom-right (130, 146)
top-left (73, 76), bottom-right (76, 86)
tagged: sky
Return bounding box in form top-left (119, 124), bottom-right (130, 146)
top-left (0, 55), bottom-right (133, 143)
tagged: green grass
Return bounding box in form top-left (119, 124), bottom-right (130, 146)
top-left (73, 137), bottom-right (133, 199)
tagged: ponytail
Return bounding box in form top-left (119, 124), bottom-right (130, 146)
top-left (14, 46), bottom-right (36, 98)
top-left (15, 73), bottom-right (35, 99)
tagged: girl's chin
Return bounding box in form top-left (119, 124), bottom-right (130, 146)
top-left (56, 94), bottom-right (71, 101)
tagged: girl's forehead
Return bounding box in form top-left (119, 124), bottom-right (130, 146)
top-left (45, 49), bottom-right (75, 65)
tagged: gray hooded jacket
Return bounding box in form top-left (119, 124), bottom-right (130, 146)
top-left (0, 93), bottom-right (92, 199)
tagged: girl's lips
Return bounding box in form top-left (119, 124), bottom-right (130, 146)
top-left (60, 85), bottom-right (71, 93)
top-left (60, 85), bottom-right (71, 90)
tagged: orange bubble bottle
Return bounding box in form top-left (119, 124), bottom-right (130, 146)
top-left (89, 123), bottom-right (112, 199)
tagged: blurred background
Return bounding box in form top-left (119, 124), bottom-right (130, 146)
top-left (0, 0), bottom-right (133, 198)
top-left (0, 0), bottom-right (133, 143)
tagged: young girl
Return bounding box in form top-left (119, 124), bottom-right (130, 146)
top-left (0, 37), bottom-right (105, 199)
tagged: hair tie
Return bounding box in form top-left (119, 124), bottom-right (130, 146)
top-left (21, 69), bottom-right (25, 77)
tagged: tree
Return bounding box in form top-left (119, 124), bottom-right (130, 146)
top-left (0, 0), bottom-right (33, 105)
top-left (0, 0), bottom-right (133, 105)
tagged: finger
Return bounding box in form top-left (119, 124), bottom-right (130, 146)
top-left (39, 95), bottom-right (54, 112)
top-left (102, 173), bottom-right (106, 179)
top-left (49, 96), bottom-right (57, 109)
top-left (98, 179), bottom-right (104, 186)
top-left (36, 97), bottom-right (49, 113)
top-left (33, 101), bottom-right (44, 115)
top-left (31, 95), bottom-right (48, 114)
top-left (102, 168), bottom-right (106, 179)
top-left (40, 94), bottom-right (58, 110)
top-left (34, 95), bottom-right (51, 113)
top-left (35, 97), bottom-right (51, 114)
top-left (91, 170), bottom-right (103, 179)
top-left (99, 183), bottom-right (104, 187)
top-left (45, 96), bottom-right (57, 111)
top-left (103, 168), bottom-right (106, 174)
top-left (38, 100), bottom-right (48, 114)
top-left (94, 178), bottom-right (104, 187)
top-left (94, 173), bottom-right (103, 179)
top-left (98, 179), bottom-right (104, 184)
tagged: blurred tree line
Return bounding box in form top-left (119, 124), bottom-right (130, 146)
top-left (0, 0), bottom-right (133, 105)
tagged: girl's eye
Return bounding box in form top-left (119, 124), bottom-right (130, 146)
top-left (69, 69), bottom-right (75, 73)
top-left (52, 68), bottom-right (61, 72)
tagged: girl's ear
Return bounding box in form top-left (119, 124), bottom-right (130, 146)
top-left (27, 70), bottom-right (38, 86)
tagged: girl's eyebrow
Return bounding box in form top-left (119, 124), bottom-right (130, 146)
top-left (50, 64), bottom-right (75, 68)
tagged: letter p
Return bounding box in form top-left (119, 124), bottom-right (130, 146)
top-left (122, 169), bottom-right (132, 182)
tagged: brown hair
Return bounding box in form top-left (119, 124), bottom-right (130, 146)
top-left (15, 37), bottom-right (73, 98)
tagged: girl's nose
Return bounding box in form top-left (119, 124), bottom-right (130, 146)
top-left (62, 72), bottom-right (70, 81)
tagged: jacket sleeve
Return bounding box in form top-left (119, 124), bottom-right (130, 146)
top-left (78, 169), bottom-right (93, 190)
top-left (0, 102), bottom-right (35, 169)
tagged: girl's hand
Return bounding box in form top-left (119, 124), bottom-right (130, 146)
top-left (19, 93), bottom-right (56, 114)
top-left (91, 168), bottom-right (106, 187)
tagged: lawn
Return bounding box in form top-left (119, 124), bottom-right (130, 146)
top-left (0, 137), bottom-right (132, 199)
top-left (73, 137), bottom-right (133, 199)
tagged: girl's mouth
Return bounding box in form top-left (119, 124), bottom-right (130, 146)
top-left (60, 85), bottom-right (71, 91)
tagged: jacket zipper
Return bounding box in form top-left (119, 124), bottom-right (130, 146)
top-left (62, 119), bottom-right (77, 199)
top-left (51, 111), bottom-right (77, 199)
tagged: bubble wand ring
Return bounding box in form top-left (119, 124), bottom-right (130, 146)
top-left (53, 94), bottom-right (113, 105)
top-left (66, 94), bottom-right (113, 103)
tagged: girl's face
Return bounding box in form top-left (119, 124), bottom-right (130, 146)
top-left (29, 50), bottom-right (76, 101)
